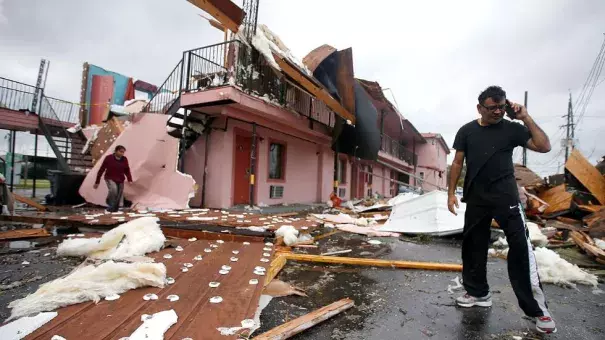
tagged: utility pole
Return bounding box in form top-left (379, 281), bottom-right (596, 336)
top-left (522, 91), bottom-right (528, 166)
top-left (563, 93), bottom-right (575, 163)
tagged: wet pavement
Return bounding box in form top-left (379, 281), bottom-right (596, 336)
top-left (258, 232), bottom-right (605, 340)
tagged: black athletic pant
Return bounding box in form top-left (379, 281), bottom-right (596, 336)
top-left (462, 202), bottom-right (550, 317)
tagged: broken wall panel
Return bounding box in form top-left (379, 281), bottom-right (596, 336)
top-left (79, 114), bottom-right (196, 210)
top-left (90, 117), bottom-right (126, 165)
top-left (565, 149), bottom-right (605, 205)
top-left (539, 184), bottom-right (573, 215)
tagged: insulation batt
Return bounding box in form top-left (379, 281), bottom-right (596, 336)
top-left (275, 225), bottom-right (299, 246)
top-left (8, 261), bottom-right (166, 320)
top-left (533, 247), bottom-right (598, 287)
top-left (57, 217), bottom-right (165, 260)
top-left (527, 222), bottom-right (548, 247)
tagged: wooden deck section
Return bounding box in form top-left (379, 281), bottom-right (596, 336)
top-left (26, 234), bottom-right (272, 339)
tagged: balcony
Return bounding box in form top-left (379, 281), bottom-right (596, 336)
top-left (146, 40), bottom-right (335, 128)
top-left (380, 133), bottom-right (417, 166)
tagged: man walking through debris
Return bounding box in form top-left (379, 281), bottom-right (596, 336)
top-left (447, 86), bottom-right (556, 333)
top-left (94, 145), bottom-right (133, 212)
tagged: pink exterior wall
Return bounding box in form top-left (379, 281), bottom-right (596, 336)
top-left (337, 156), bottom-right (352, 201)
top-left (415, 136), bottom-right (448, 191)
top-left (183, 118), bottom-right (334, 208)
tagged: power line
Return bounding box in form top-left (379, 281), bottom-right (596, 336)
top-left (574, 34), bottom-right (605, 128)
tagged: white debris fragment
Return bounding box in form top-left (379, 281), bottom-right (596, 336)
top-left (163, 254), bottom-right (173, 259)
top-left (527, 222), bottom-right (548, 247)
top-left (204, 248), bottom-right (212, 253)
top-left (166, 277), bottom-right (175, 285)
top-left (105, 294), bottom-right (120, 301)
top-left (128, 309), bottom-right (178, 340)
top-left (263, 253), bottom-right (271, 257)
top-left (260, 258), bottom-right (270, 263)
top-left (447, 276), bottom-right (464, 294)
top-left (249, 279), bottom-right (259, 285)
top-left (0, 312), bottom-right (58, 340)
top-left (167, 295), bottom-right (179, 302)
top-left (175, 246), bottom-right (184, 252)
top-left (367, 240), bottom-right (382, 245)
top-left (51, 336), bottom-right (66, 340)
top-left (230, 257), bottom-right (239, 262)
top-left (181, 268), bottom-right (189, 273)
top-left (183, 263), bottom-right (193, 268)
top-left (209, 282), bottom-right (220, 288)
top-left (595, 238), bottom-right (605, 251)
top-left (22, 261), bottom-right (30, 265)
top-left (275, 225), bottom-right (299, 246)
top-left (193, 255), bottom-right (203, 261)
top-left (209, 296), bottom-right (223, 304)
top-left (243, 242), bottom-right (250, 245)
top-left (232, 250), bottom-right (240, 255)
top-left (143, 294), bottom-right (159, 301)
top-left (222, 265), bottom-right (232, 271)
top-left (219, 270), bottom-right (229, 275)
top-left (188, 237), bottom-right (197, 242)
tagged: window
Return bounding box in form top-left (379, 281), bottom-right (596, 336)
top-left (367, 166), bottom-right (373, 185)
top-left (337, 158), bottom-right (347, 184)
top-left (269, 142), bottom-right (285, 180)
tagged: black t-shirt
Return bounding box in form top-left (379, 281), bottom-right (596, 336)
top-left (453, 119), bottom-right (530, 207)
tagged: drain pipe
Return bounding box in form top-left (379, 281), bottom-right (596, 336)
top-left (200, 129), bottom-right (211, 208)
top-left (249, 123), bottom-right (257, 206)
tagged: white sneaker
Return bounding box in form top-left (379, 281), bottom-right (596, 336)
top-left (455, 292), bottom-right (492, 307)
top-left (536, 316), bottom-right (557, 334)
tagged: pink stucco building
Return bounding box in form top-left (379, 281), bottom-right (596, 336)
top-left (416, 133), bottom-right (450, 192)
top-left (142, 36), bottom-right (449, 208)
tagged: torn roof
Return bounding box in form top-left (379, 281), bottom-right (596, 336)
top-left (421, 133), bottom-right (451, 154)
top-left (357, 78), bottom-right (425, 143)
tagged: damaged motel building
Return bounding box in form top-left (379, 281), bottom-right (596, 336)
top-left (77, 35), bottom-right (448, 210)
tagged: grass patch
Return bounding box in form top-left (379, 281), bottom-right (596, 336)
top-left (13, 179), bottom-right (51, 189)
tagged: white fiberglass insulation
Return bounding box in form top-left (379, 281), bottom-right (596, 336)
top-left (533, 247), bottom-right (598, 288)
top-left (0, 312), bottom-right (57, 340)
top-left (527, 222), bottom-right (549, 247)
top-left (379, 191), bottom-right (465, 236)
top-left (129, 309), bottom-right (178, 340)
top-left (245, 24), bottom-right (312, 76)
top-left (57, 217), bottom-right (165, 260)
top-left (8, 261), bottom-right (166, 320)
top-left (275, 225), bottom-right (299, 246)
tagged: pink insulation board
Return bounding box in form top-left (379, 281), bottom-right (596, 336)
top-left (79, 114), bottom-right (196, 210)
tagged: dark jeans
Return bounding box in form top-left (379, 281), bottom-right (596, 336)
top-left (462, 203), bottom-right (550, 317)
top-left (105, 180), bottom-right (124, 212)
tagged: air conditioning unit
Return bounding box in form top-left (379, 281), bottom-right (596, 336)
top-left (269, 185), bottom-right (284, 199)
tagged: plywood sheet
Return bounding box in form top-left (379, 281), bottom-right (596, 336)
top-left (27, 237), bottom-right (270, 340)
top-left (539, 184), bottom-right (572, 214)
top-left (187, 0), bottom-right (244, 33)
top-left (335, 48), bottom-right (355, 115)
top-left (566, 149), bottom-right (605, 205)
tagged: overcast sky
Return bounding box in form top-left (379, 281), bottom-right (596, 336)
top-left (1, 0), bottom-right (604, 176)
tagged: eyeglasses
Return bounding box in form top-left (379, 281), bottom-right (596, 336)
top-left (480, 103), bottom-right (507, 112)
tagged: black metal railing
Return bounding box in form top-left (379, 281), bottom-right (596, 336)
top-left (381, 134), bottom-right (417, 165)
top-left (0, 77), bottom-right (37, 112)
top-left (146, 40), bottom-right (335, 127)
top-left (45, 97), bottom-right (80, 123)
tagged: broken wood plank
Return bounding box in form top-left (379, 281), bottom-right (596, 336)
top-left (12, 193), bottom-right (47, 211)
top-left (577, 205), bottom-right (605, 213)
top-left (0, 228), bottom-right (50, 240)
top-left (566, 149), bottom-right (605, 205)
top-left (265, 255), bottom-right (287, 286)
top-left (313, 230), bottom-right (341, 241)
top-left (557, 216), bottom-right (583, 227)
top-left (186, 0), bottom-right (244, 33)
top-left (584, 208), bottom-right (605, 228)
top-left (539, 184), bottom-right (573, 215)
top-left (545, 220), bottom-right (584, 232)
top-left (335, 48), bottom-right (356, 115)
top-left (272, 53), bottom-right (356, 124)
top-left (254, 298), bottom-right (354, 340)
top-left (279, 253), bottom-right (463, 272)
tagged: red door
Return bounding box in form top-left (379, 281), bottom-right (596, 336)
top-left (233, 135), bottom-right (252, 205)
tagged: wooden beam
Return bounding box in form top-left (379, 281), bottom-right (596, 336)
top-left (272, 53), bottom-right (356, 124)
top-left (566, 149), bottom-right (605, 205)
top-left (279, 253), bottom-right (463, 272)
top-left (12, 193), bottom-right (48, 211)
top-left (265, 254), bottom-right (287, 286)
top-left (335, 48), bottom-right (356, 115)
top-left (0, 228), bottom-right (50, 241)
top-left (254, 298), bottom-right (354, 340)
top-left (187, 0), bottom-right (243, 33)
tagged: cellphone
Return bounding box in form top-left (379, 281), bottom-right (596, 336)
top-left (505, 99), bottom-right (517, 120)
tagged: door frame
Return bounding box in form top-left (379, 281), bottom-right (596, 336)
top-left (231, 127), bottom-right (259, 206)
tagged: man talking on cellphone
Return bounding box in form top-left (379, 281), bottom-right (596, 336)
top-left (448, 86), bottom-right (556, 334)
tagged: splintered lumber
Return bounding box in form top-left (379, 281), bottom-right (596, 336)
top-left (254, 298), bottom-right (354, 340)
top-left (584, 208), bottom-right (605, 228)
top-left (12, 193), bottom-right (47, 211)
top-left (570, 231), bottom-right (605, 264)
top-left (186, 0), bottom-right (244, 33)
top-left (279, 253), bottom-right (463, 272)
top-left (313, 230), bottom-right (341, 241)
top-left (265, 255), bottom-right (288, 286)
top-left (578, 205), bottom-right (605, 213)
top-left (545, 219), bottom-right (583, 232)
top-left (566, 149), bottom-right (605, 205)
top-left (0, 228), bottom-right (50, 240)
top-left (539, 184), bottom-right (573, 215)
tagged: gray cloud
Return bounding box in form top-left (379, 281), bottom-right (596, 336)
top-left (1, 0), bottom-right (604, 176)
